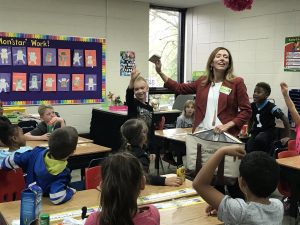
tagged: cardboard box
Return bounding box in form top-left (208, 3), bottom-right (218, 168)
top-left (20, 183), bottom-right (42, 225)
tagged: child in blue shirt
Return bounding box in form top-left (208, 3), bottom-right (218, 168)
top-left (247, 82), bottom-right (290, 153)
top-left (1, 126), bottom-right (78, 205)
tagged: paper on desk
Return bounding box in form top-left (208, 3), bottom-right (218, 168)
top-left (12, 206), bottom-right (98, 225)
top-left (153, 196), bottom-right (204, 211)
top-left (138, 188), bottom-right (197, 205)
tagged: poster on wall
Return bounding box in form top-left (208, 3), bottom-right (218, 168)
top-left (284, 36), bottom-right (300, 72)
top-left (120, 51), bottom-right (135, 76)
top-left (0, 32), bottom-right (106, 105)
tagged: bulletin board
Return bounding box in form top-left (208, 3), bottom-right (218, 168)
top-left (284, 36), bottom-right (300, 72)
top-left (0, 32), bottom-right (106, 106)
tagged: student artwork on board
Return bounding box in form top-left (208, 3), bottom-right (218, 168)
top-left (58, 49), bottom-right (71, 67)
top-left (12, 72), bottom-right (27, 91)
top-left (0, 46), bottom-right (12, 65)
top-left (73, 49), bottom-right (84, 67)
top-left (85, 50), bottom-right (97, 68)
top-left (85, 74), bottom-right (97, 91)
top-left (120, 51), bottom-right (135, 76)
top-left (72, 74), bottom-right (84, 91)
top-left (43, 73), bottom-right (56, 91)
top-left (43, 48), bottom-right (57, 66)
top-left (27, 47), bottom-right (41, 66)
top-left (0, 73), bottom-right (11, 93)
top-left (12, 47), bottom-right (27, 66)
top-left (284, 36), bottom-right (300, 72)
top-left (57, 74), bottom-right (70, 92)
top-left (29, 73), bottom-right (42, 91)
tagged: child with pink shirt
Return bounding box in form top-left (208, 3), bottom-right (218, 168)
top-left (84, 152), bottom-right (160, 225)
top-left (280, 82), bottom-right (300, 153)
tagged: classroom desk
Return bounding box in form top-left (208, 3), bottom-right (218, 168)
top-left (160, 203), bottom-right (223, 225)
top-left (90, 108), bottom-right (181, 151)
top-left (155, 127), bottom-right (192, 143)
top-left (276, 155), bottom-right (300, 218)
top-left (155, 128), bottom-right (192, 168)
top-left (0, 181), bottom-right (222, 225)
top-left (26, 136), bottom-right (93, 147)
top-left (140, 177), bottom-right (194, 198)
top-left (26, 141), bottom-right (111, 171)
top-left (0, 189), bottom-right (100, 225)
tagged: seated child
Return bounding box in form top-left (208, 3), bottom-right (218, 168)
top-left (25, 104), bottom-right (66, 141)
top-left (176, 100), bottom-right (195, 128)
top-left (85, 152), bottom-right (160, 225)
top-left (121, 119), bottom-right (182, 186)
top-left (1, 126), bottom-right (78, 205)
top-left (281, 82), bottom-right (300, 153)
top-left (193, 145), bottom-right (283, 224)
top-left (163, 99), bottom-right (195, 166)
top-left (247, 82), bottom-right (290, 153)
top-left (0, 115), bottom-right (13, 147)
top-left (0, 120), bottom-right (32, 164)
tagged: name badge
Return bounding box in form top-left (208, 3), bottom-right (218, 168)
top-left (220, 86), bottom-right (231, 95)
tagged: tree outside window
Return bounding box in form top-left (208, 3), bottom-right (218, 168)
top-left (149, 8), bottom-right (181, 109)
top-left (149, 8), bottom-right (179, 87)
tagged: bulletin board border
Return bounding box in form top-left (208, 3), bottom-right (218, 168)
top-left (0, 32), bottom-right (106, 106)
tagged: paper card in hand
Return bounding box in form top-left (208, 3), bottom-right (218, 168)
top-left (149, 54), bottom-right (161, 63)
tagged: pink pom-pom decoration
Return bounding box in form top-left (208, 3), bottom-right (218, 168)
top-left (223, 0), bottom-right (253, 11)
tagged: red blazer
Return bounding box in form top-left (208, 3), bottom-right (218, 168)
top-left (165, 76), bottom-right (252, 136)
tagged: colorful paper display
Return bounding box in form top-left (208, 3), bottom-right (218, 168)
top-left (0, 32), bottom-right (106, 105)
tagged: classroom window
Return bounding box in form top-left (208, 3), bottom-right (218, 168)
top-left (148, 6), bottom-right (186, 109)
top-left (149, 7), bottom-right (185, 86)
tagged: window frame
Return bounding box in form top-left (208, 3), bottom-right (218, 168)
top-left (149, 5), bottom-right (186, 95)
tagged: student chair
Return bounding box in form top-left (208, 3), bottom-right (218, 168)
top-left (172, 94), bottom-right (195, 111)
top-left (277, 150), bottom-right (298, 197)
top-left (0, 168), bottom-right (25, 202)
top-left (156, 116), bottom-right (165, 130)
top-left (288, 139), bottom-right (296, 152)
top-left (18, 120), bottom-right (38, 133)
top-left (85, 165), bottom-right (102, 190)
top-left (84, 158), bottom-right (105, 190)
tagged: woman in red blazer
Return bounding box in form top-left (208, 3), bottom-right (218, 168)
top-left (155, 46), bottom-right (252, 213)
top-left (155, 47), bottom-right (252, 137)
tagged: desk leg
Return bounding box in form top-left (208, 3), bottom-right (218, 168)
top-left (155, 136), bottom-right (168, 175)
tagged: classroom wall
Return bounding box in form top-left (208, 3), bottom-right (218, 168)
top-left (185, 0), bottom-right (300, 113)
top-left (0, 0), bottom-right (149, 133)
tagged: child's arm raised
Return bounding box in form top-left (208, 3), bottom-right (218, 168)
top-left (280, 82), bottom-right (300, 126)
top-left (192, 145), bottom-right (246, 211)
top-left (128, 67), bottom-right (140, 89)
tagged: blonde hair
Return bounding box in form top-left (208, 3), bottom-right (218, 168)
top-left (133, 76), bottom-right (148, 87)
top-left (182, 100), bottom-right (195, 118)
top-left (38, 104), bottom-right (54, 116)
top-left (203, 47), bottom-right (236, 86)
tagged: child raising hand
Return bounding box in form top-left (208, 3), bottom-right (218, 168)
top-left (280, 82), bottom-right (300, 152)
top-left (126, 67), bottom-right (157, 161)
